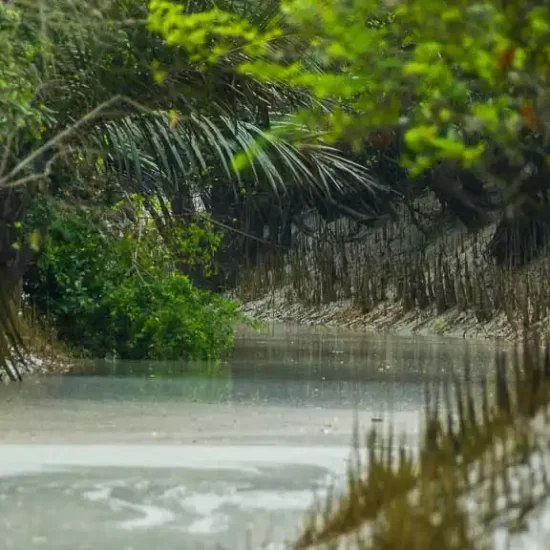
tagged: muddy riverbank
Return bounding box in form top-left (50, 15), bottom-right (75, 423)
top-left (238, 289), bottom-right (526, 342)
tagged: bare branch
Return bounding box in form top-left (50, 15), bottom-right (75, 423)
top-left (0, 95), bottom-right (156, 191)
top-left (0, 95), bottom-right (124, 188)
top-left (0, 150), bottom-right (67, 190)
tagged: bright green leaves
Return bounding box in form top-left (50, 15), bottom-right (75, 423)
top-left (147, 0), bottom-right (550, 177)
top-left (472, 104), bottom-right (501, 133)
top-left (526, 6), bottom-right (550, 41)
top-left (105, 274), bottom-right (239, 361)
top-left (404, 125), bottom-right (436, 152)
top-left (403, 125), bottom-right (485, 174)
top-left (147, 0), bottom-right (282, 64)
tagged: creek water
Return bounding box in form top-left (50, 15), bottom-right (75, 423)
top-left (0, 324), bottom-right (500, 549)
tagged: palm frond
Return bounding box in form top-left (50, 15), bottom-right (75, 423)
top-left (88, 113), bottom-right (381, 204)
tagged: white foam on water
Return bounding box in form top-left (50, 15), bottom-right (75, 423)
top-left (231, 489), bottom-right (317, 511)
top-left (83, 487), bottom-right (112, 502)
top-left (179, 488), bottom-right (318, 516)
top-left (186, 513), bottom-right (229, 535)
top-left (0, 444), bottom-right (351, 541)
top-left (82, 482), bottom-right (176, 530)
top-left (0, 444), bottom-right (352, 477)
top-left (119, 504), bottom-right (175, 530)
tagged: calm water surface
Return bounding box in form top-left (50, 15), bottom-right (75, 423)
top-left (0, 325), bottom-right (501, 549)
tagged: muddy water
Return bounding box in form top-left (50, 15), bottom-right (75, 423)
top-left (0, 325), bottom-right (499, 549)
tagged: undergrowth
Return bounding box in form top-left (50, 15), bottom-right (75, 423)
top-left (23, 201), bottom-right (243, 361)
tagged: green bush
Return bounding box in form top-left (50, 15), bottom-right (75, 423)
top-left (24, 202), bottom-right (242, 360)
top-left (106, 274), bottom-right (239, 360)
top-left (148, 0), bottom-right (550, 176)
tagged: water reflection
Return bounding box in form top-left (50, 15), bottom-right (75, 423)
top-left (0, 324), bottom-right (504, 550)
top-left (55, 324), bottom-right (501, 410)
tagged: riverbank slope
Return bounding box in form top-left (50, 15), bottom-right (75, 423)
top-left (238, 289), bottom-right (516, 341)
top-left (236, 195), bottom-right (550, 342)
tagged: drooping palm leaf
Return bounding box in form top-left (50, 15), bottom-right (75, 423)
top-left (89, 112), bottom-right (381, 203)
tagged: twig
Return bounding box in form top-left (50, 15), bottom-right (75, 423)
top-left (0, 94), bottom-right (157, 193)
top-left (0, 150), bottom-right (66, 190)
top-left (0, 96), bottom-right (125, 187)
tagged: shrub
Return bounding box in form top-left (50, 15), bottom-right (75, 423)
top-left (24, 201), bottom-right (242, 360)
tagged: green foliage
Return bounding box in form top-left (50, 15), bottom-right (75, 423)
top-left (147, 0), bottom-right (550, 176)
top-left (24, 200), bottom-right (241, 360)
top-left (0, 3), bottom-right (51, 146)
top-left (0, 0), bottom-right (382, 376)
top-left (105, 271), bottom-right (239, 361)
top-left (112, 193), bottom-right (222, 275)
